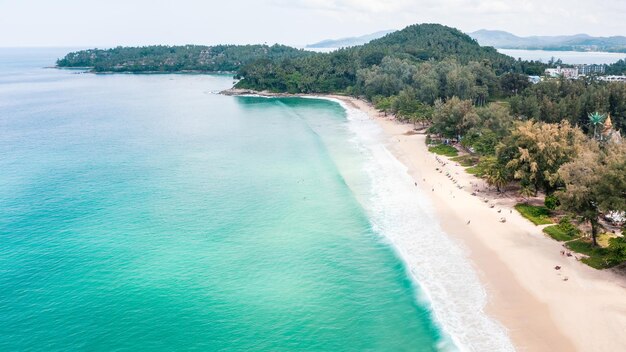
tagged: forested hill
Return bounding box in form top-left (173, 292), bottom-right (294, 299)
top-left (364, 24), bottom-right (511, 66)
top-left (56, 45), bottom-right (312, 73)
top-left (235, 24), bottom-right (546, 94)
top-left (471, 29), bottom-right (626, 53)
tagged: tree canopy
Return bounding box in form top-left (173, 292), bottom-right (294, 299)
top-left (557, 141), bottom-right (626, 245)
top-left (57, 45), bottom-right (312, 73)
top-left (55, 23), bottom-right (626, 256)
top-left (235, 24), bottom-right (546, 94)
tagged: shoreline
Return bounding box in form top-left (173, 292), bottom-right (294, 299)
top-left (332, 96), bottom-right (626, 352)
top-left (54, 66), bottom-right (237, 75)
top-left (222, 88), bottom-right (626, 351)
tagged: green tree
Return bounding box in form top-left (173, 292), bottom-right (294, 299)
top-left (462, 103), bottom-right (513, 155)
top-left (480, 156), bottom-right (511, 192)
top-left (430, 97), bottom-right (479, 139)
top-left (588, 112), bottom-right (606, 141)
top-left (557, 141), bottom-right (626, 246)
top-left (373, 95), bottom-right (395, 116)
top-left (500, 73), bottom-right (530, 97)
top-left (412, 62), bottom-right (440, 104)
top-left (498, 120), bottom-right (587, 195)
top-left (607, 236), bottom-right (626, 265)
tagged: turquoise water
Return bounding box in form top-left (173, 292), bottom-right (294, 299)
top-left (0, 49), bottom-right (446, 351)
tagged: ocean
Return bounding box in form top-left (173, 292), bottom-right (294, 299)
top-left (0, 48), bottom-right (512, 351)
top-left (498, 49), bottom-right (626, 65)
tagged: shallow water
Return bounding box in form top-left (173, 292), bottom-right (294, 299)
top-left (1, 49), bottom-right (450, 351)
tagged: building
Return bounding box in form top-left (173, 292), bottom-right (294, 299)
top-left (528, 75), bottom-right (541, 84)
top-left (599, 75), bottom-right (626, 82)
top-left (545, 66), bottom-right (579, 79)
top-left (545, 68), bottom-right (559, 77)
top-left (576, 64), bottom-right (606, 75)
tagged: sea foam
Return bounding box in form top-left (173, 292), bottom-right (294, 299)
top-left (321, 98), bottom-right (516, 352)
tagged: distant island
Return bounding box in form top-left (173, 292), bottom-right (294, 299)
top-left (470, 29), bottom-right (626, 53)
top-left (306, 30), bottom-right (395, 49)
top-left (56, 44), bottom-right (312, 73)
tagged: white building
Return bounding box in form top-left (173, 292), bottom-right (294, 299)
top-left (576, 64), bottom-right (606, 75)
top-left (545, 66), bottom-right (579, 79)
top-left (599, 75), bottom-right (626, 82)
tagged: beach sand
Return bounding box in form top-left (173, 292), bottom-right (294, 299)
top-left (331, 95), bottom-right (626, 352)
top-left (221, 88), bottom-right (626, 351)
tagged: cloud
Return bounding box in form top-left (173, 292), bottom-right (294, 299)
top-left (273, 0), bottom-right (625, 37)
top-left (1, 0), bottom-right (625, 46)
top-left (275, 0), bottom-right (417, 13)
top-left (277, 0), bottom-right (534, 15)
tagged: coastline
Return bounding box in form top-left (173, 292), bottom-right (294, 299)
top-left (222, 88), bottom-right (626, 351)
top-left (332, 96), bottom-right (626, 352)
top-left (55, 66), bottom-right (237, 75)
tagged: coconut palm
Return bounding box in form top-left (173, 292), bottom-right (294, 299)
top-left (588, 112), bottom-right (606, 140)
top-left (480, 156), bottom-right (509, 192)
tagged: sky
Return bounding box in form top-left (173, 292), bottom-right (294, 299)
top-left (1, 0), bottom-right (625, 47)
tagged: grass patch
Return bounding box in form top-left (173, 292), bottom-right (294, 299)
top-left (565, 239), bottom-right (613, 269)
top-left (581, 256), bottom-right (611, 270)
top-left (428, 144), bottom-right (458, 157)
top-left (543, 225), bottom-right (579, 242)
top-left (451, 155), bottom-right (478, 167)
top-left (543, 217), bottom-right (580, 242)
top-left (566, 239), bottom-right (595, 255)
top-left (466, 164), bottom-right (485, 176)
top-left (515, 204), bottom-right (553, 225)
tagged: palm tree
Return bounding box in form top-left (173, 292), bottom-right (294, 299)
top-left (519, 186), bottom-right (536, 200)
top-left (588, 112), bottom-right (606, 141)
top-left (486, 167), bottom-right (508, 192)
top-left (481, 156), bottom-right (510, 192)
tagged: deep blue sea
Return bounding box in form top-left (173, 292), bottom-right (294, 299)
top-left (0, 48), bottom-right (514, 351)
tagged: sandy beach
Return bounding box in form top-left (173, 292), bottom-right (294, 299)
top-left (221, 88), bottom-right (626, 351)
top-left (331, 95), bottom-right (626, 352)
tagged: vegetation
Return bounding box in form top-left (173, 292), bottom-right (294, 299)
top-left (544, 195), bottom-right (559, 210)
top-left (515, 204), bottom-right (553, 225)
top-left (509, 78), bottom-right (626, 133)
top-left (543, 217), bottom-right (580, 241)
top-left (607, 236), bottom-right (626, 266)
top-left (550, 216), bottom-right (625, 270)
top-left (566, 240), bottom-right (613, 269)
top-left (497, 121), bottom-right (587, 195)
top-left (57, 23), bottom-right (626, 266)
top-left (451, 155), bottom-right (478, 167)
top-left (557, 141), bottom-right (626, 246)
top-left (373, 88), bottom-right (434, 125)
top-left (57, 45), bottom-right (312, 72)
top-left (544, 225), bottom-right (577, 242)
top-left (236, 24), bottom-right (546, 94)
top-left (428, 144), bottom-right (458, 157)
top-left (606, 59), bottom-right (626, 75)
top-left (465, 164), bottom-right (486, 176)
